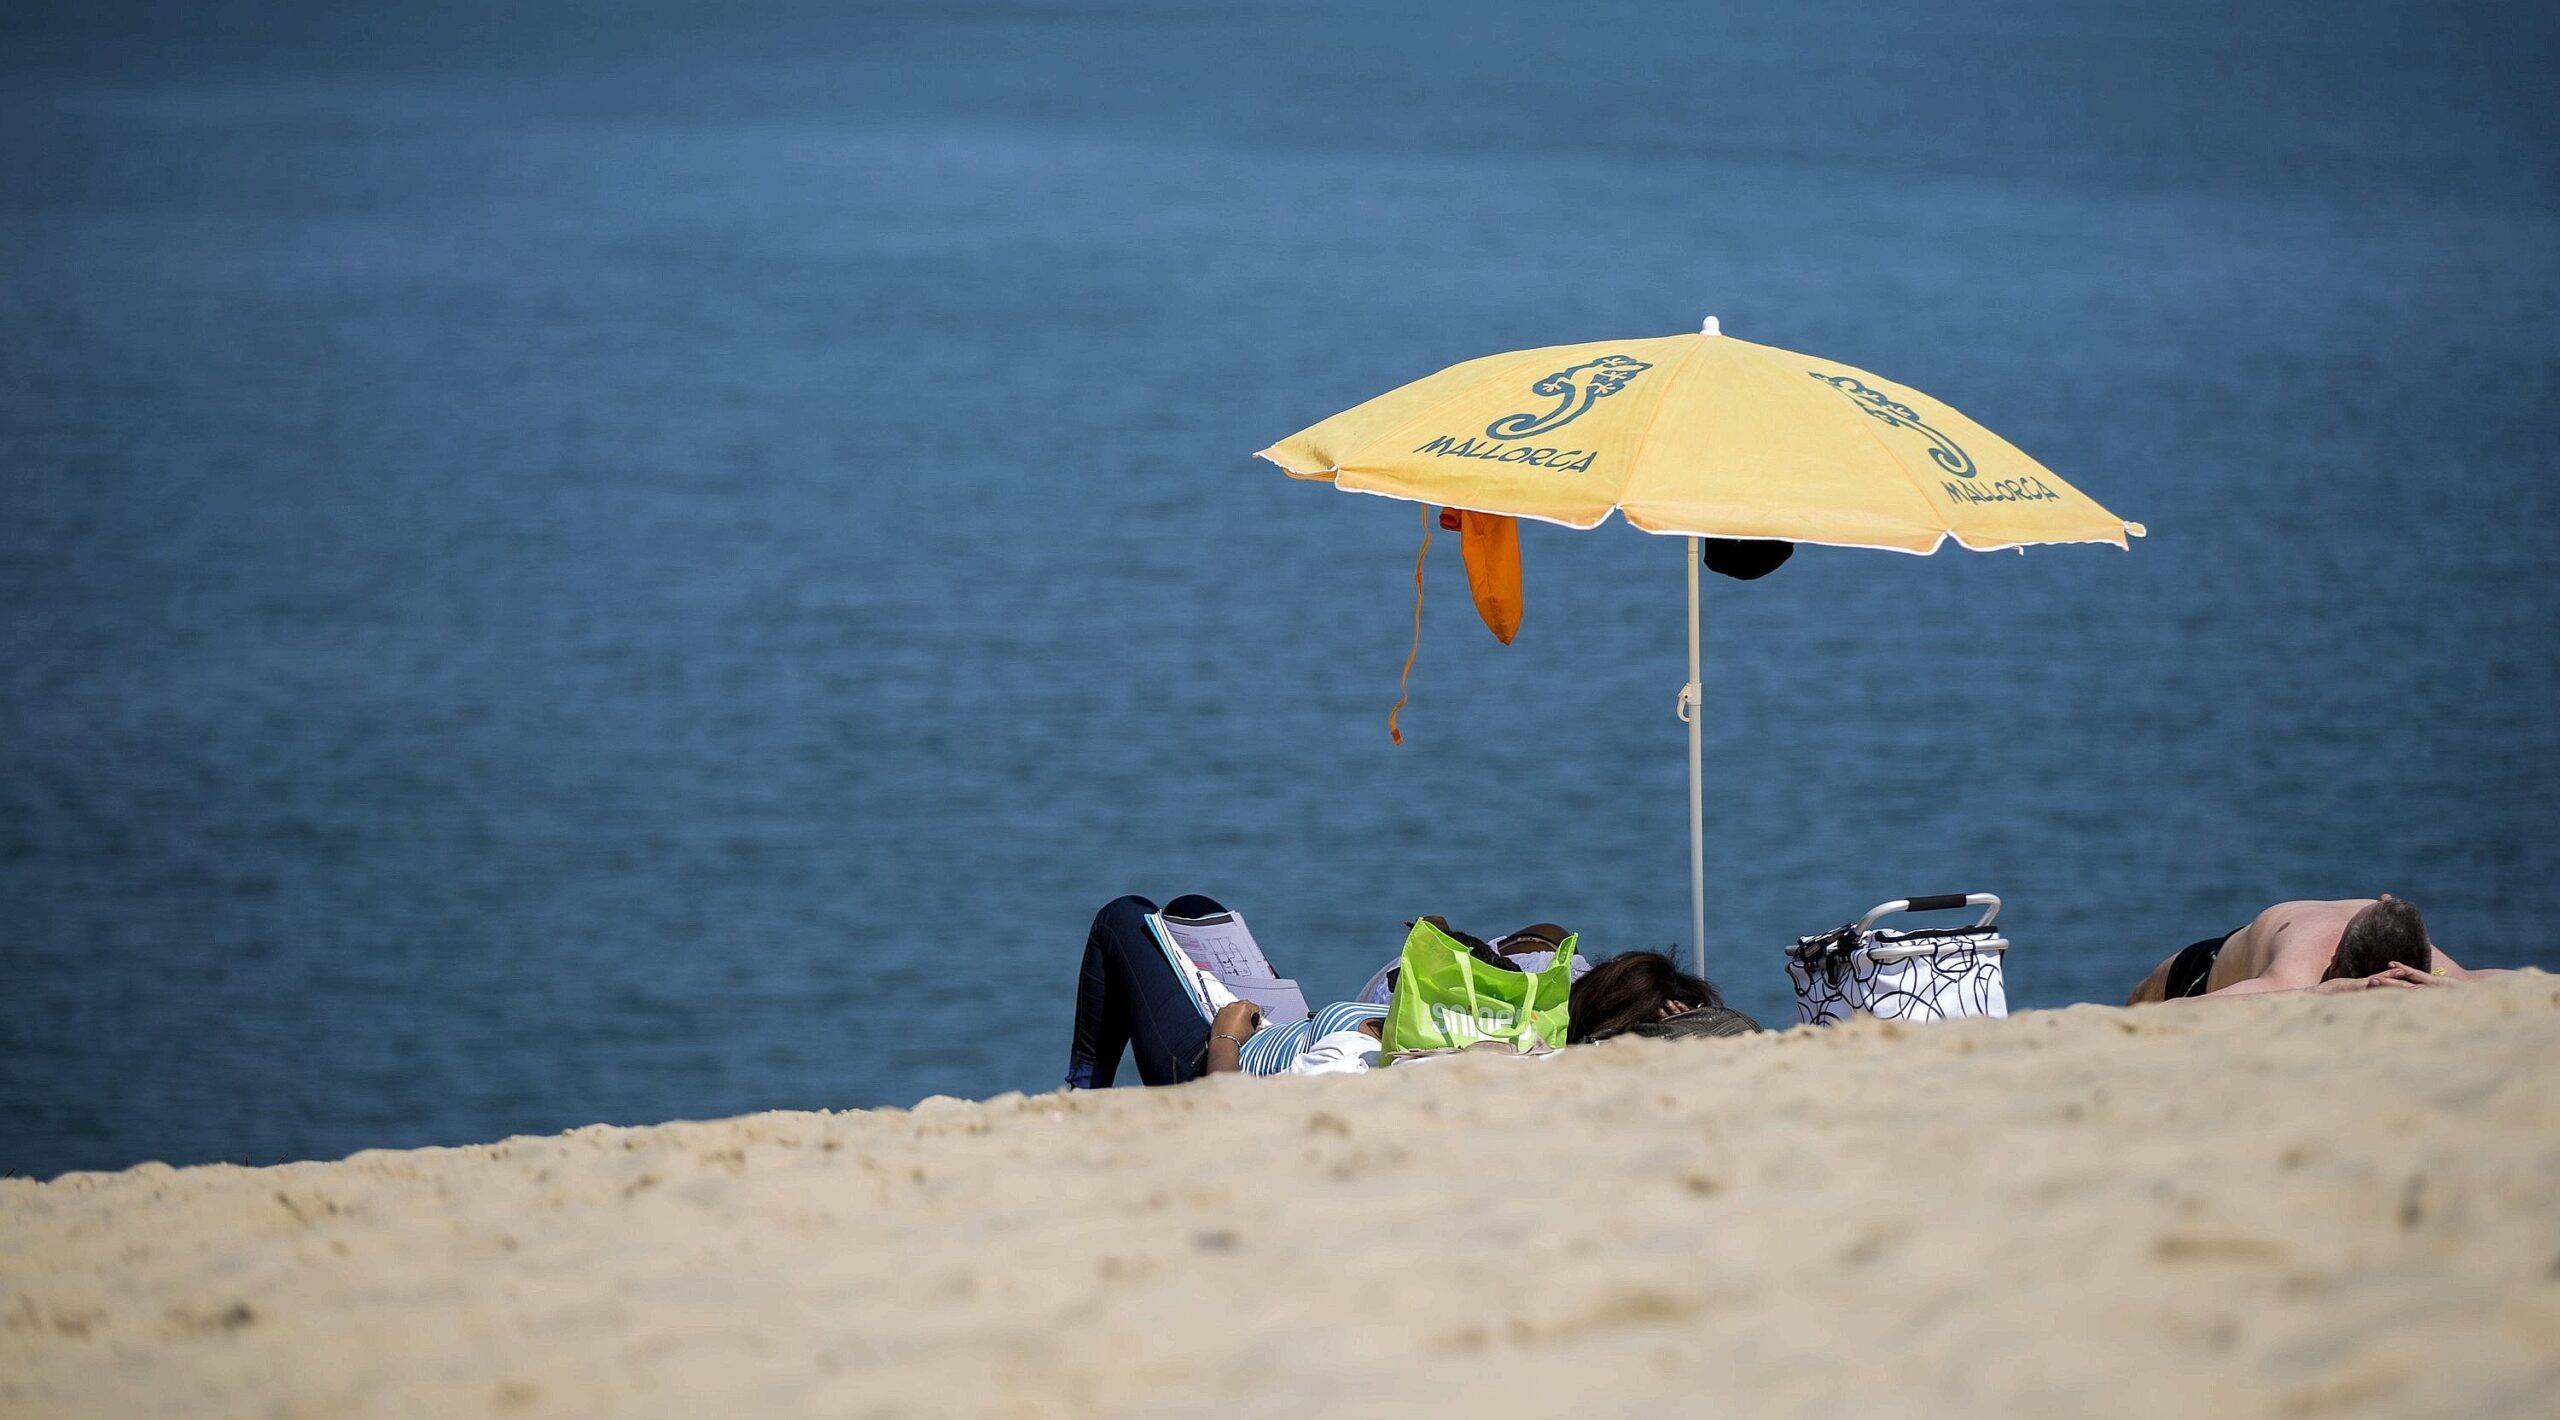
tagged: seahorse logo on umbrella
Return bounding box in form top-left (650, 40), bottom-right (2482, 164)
top-left (1485, 355), bottom-right (1655, 440)
top-left (1806, 371), bottom-right (1977, 478)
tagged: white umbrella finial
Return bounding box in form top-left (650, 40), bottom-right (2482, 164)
top-left (1701, 316), bottom-right (1722, 336)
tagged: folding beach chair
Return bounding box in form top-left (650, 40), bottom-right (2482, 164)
top-left (1786, 894), bottom-right (2009, 1025)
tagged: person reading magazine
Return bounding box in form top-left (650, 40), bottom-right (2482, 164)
top-left (1065, 894), bottom-right (1386, 1087)
top-left (1065, 894), bottom-right (1554, 1087)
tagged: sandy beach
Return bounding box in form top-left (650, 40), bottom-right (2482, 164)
top-left (6, 975), bottom-right (2555, 1419)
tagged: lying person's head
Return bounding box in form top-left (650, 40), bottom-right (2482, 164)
top-left (2323, 895), bottom-right (2432, 982)
top-left (1568, 951), bottom-right (1725, 1044)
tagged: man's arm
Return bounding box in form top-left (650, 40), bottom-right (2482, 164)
top-left (1204, 1001), bottom-right (1262, 1074)
top-left (2179, 962), bottom-right (2446, 999)
top-left (2427, 945), bottom-right (2510, 982)
top-left (2167, 975), bottom-right (2297, 1001)
top-left (2311, 962), bottom-right (2452, 993)
top-left (2173, 960), bottom-right (2442, 1001)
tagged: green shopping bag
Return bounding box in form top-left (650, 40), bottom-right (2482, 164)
top-left (1381, 920), bottom-right (1576, 1062)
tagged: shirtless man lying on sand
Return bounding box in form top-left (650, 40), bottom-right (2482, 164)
top-left (2128, 895), bottom-right (2505, 1004)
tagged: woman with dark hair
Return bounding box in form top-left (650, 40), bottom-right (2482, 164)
top-left (1567, 951), bottom-right (1759, 1044)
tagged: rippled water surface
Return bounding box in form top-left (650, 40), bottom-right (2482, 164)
top-left (5, 0), bottom-right (2557, 1175)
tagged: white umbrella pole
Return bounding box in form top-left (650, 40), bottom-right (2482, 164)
top-left (1684, 537), bottom-right (1707, 978)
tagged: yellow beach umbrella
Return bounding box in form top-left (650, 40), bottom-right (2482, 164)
top-left (1256, 319), bottom-right (2144, 971)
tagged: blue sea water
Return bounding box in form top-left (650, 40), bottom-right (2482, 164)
top-left (3, 0), bottom-right (2556, 1178)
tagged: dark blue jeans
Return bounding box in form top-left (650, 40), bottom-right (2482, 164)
top-left (1066, 893), bottom-right (1227, 1088)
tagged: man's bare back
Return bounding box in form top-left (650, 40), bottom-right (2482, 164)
top-left (2127, 895), bottom-right (2491, 1004)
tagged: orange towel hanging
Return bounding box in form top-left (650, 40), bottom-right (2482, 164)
top-left (1452, 509), bottom-right (1523, 644)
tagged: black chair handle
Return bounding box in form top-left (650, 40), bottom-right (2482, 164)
top-left (1858, 893), bottom-right (2004, 932)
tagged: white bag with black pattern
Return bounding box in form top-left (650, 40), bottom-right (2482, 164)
top-left (1786, 894), bottom-right (2009, 1025)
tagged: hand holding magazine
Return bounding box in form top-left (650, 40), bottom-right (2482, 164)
top-left (1145, 909), bottom-right (1312, 1025)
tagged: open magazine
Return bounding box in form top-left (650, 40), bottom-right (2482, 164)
top-left (1144, 909), bottom-right (1312, 1025)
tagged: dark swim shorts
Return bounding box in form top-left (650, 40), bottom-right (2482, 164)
top-left (2165, 931), bottom-right (2235, 999)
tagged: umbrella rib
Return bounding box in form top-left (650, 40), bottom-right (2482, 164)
top-left (1618, 335), bottom-right (1715, 501)
top-left (1822, 370), bottom-right (1958, 552)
